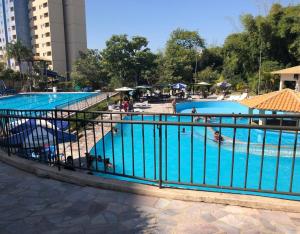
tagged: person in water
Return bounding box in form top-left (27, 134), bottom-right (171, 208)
top-left (97, 156), bottom-right (113, 169)
top-left (191, 107), bottom-right (197, 114)
top-left (182, 127), bottom-right (186, 133)
top-left (214, 131), bottom-right (224, 143)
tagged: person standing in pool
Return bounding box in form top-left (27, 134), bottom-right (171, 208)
top-left (172, 99), bottom-right (176, 114)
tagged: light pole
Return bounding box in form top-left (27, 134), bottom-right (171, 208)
top-left (258, 40), bottom-right (262, 95)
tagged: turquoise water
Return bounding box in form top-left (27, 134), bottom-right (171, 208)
top-left (0, 93), bottom-right (95, 110)
top-left (91, 101), bottom-right (300, 200)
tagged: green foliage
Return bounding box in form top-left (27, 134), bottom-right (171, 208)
top-left (101, 35), bottom-right (157, 87)
top-left (196, 67), bottom-right (220, 84)
top-left (6, 40), bottom-right (32, 70)
top-left (71, 50), bottom-right (108, 89)
top-left (163, 28), bottom-right (205, 84)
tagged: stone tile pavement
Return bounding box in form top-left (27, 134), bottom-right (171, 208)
top-left (0, 161), bottom-right (300, 233)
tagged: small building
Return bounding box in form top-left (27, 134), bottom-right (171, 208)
top-left (240, 89), bottom-right (300, 126)
top-left (271, 66), bottom-right (300, 91)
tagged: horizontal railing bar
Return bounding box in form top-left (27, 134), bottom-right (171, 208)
top-left (3, 114), bottom-right (300, 131)
top-left (163, 180), bottom-right (300, 197)
top-left (4, 108), bottom-right (300, 119)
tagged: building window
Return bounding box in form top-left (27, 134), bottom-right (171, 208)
top-left (32, 16), bottom-right (37, 21)
top-left (44, 12), bottom-right (48, 18)
top-left (34, 44), bottom-right (39, 48)
top-left (46, 42), bottom-right (50, 46)
top-left (34, 35), bottom-right (38, 39)
top-left (45, 22), bottom-right (49, 27)
top-left (11, 25), bottom-right (15, 30)
top-left (10, 7), bottom-right (14, 12)
top-left (12, 35), bottom-right (16, 39)
top-left (35, 53), bottom-right (40, 57)
top-left (11, 16), bottom-right (14, 21)
top-left (45, 32), bottom-right (50, 37)
top-left (43, 2), bottom-right (48, 8)
top-left (32, 6), bottom-right (36, 11)
top-left (47, 51), bottom-right (51, 56)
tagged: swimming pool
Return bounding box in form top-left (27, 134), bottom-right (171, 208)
top-left (0, 92), bottom-right (96, 110)
top-left (90, 101), bottom-right (300, 200)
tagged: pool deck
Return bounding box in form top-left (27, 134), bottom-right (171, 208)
top-left (0, 160), bottom-right (299, 233)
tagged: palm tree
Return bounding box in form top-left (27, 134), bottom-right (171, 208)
top-left (6, 40), bottom-right (32, 79)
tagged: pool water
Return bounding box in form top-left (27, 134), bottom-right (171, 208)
top-left (0, 92), bottom-right (96, 110)
top-left (91, 101), bottom-right (300, 200)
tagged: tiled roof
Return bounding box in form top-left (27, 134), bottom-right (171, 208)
top-left (271, 66), bottom-right (300, 74)
top-left (239, 89), bottom-right (300, 113)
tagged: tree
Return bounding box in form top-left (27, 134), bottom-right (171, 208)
top-left (72, 49), bottom-right (108, 89)
top-left (6, 40), bottom-right (32, 79)
top-left (163, 28), bottom-right (205, 84)
top-left (101, 35), bottom-right (157, 87)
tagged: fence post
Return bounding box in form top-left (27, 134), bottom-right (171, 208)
top-left (54, 110), bottom-right (61, 171)
top-left (4, 110), bottom-right (10, 156)
top-left (158, 114), bottom-right (163, 188)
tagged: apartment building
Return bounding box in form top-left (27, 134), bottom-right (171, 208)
top-left (0, 0), bottom-right (87, 77)
top-left (0, 0), bottom-right (31, 69)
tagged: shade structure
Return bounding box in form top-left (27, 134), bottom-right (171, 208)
top-left (217, 81), bottom-right (231, 88)
top-left (115, 87), bottom-right (135, 92)
top-left (271, 66), bottom-right (300, 75)
top-left (10, 119), bottom-right (69, 134)
top-left (197, 82), bottom-right (211, 86)
top-left (171, 83), bottom-right (187, 90)
top-left (2, 126), bottom-right (76, 147)
top-left (239, 88), bottom-right (300, 113)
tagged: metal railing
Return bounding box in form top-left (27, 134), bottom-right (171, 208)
top-left (55, 92), bottom-right (118, 112)
top-left (0, 109), bottom-right (300, 198)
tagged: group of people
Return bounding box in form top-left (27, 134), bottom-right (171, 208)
top-left (118, 98), bottom-right (134, 112)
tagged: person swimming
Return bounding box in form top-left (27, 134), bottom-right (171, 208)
top-left (97, 156), bottom-right (113, 169)
top-left (191, 107), bottom-right (197, 114)
top-left (214, 131), bottom-right (224, 143)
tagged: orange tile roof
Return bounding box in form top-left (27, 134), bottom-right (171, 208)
top-left (271, 65), bottom-right (300, 75)
top-left (239, 89), bottom-right (300, 113)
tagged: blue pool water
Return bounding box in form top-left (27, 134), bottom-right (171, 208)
top-left (0, 92), bottom-right (96, 110)
top-left (91, 101), bottom-right (300, 200)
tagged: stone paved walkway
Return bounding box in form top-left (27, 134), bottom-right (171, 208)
top-left (1, 162), bottom-right (300, 234)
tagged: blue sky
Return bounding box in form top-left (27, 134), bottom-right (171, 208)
top-left (86, 0), bottom-right (297, 52)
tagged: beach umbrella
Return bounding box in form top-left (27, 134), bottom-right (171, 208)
top-left (197, 82), bottom-right (211, 86)
top-left (171, 83), bottom-right (187, 90)
top-left (216, 81), bottom-right (231, 88)
top-left (135, 85), bottom-right (152, 89)
top-left (115, 87), bottom-right (135, 92)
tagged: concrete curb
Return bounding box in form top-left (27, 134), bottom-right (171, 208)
top-left (1, 152), bottom-right (300, 213)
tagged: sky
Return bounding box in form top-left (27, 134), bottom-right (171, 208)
top-left (86, 0), bottom-right (298, 52)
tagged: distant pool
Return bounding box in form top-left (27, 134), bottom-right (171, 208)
top-left (177, 101), bottom-right (249, 114)
top-left (90, 101), bottom-right (300, 200)
top-left (0, 92), bottom-right (96, 110)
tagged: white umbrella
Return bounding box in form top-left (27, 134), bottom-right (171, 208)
top-left (115, 87), bottom-right (135, 92)
top-left (135, 85), bottom-right (152, 89)
top-left (217, 81), bottom-right (231, 88)
top-left (197, 82), bottom-right (211, 86)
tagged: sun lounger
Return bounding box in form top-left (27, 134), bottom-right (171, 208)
top-left (216, 95), bottom-right (225, 100)
top-left (134, 101), bottom-right (151, 109)
top-left (237, 93), bottom-right (248, 101)
top-left (227, 95), bottom-right (240, 101)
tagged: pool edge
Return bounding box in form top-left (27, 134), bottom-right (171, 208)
top-left (1, 151), bottom-right (300, 213)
